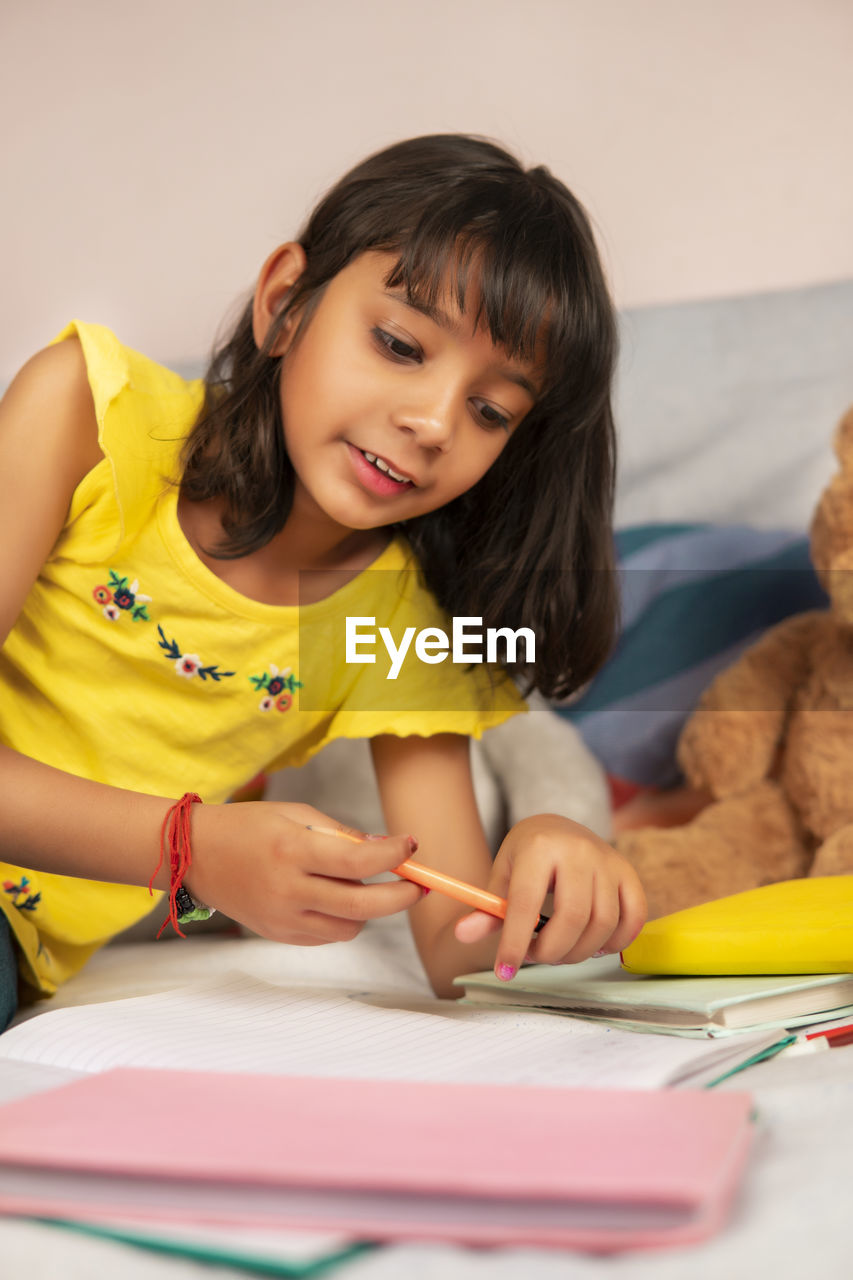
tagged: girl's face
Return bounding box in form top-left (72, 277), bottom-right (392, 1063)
top-left (270, 250), bottom-right (542, 537)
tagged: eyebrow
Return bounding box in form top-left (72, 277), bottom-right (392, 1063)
top-left (385, 288), bottom-right (541, 400)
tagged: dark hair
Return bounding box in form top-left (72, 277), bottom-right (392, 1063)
top-left (181, 134), bottom-right (619, 699)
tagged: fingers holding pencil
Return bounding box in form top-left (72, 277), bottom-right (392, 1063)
top-left (290, 819), bottom-right (426, 924)
top-left (307, 825), bottom-right (548, 935)
top-left (184, 801), bottom-right (426, 944)
top-left (303, 822), bottom-right (419, 879)
top-left (306, 822), bottom-right (417, 852)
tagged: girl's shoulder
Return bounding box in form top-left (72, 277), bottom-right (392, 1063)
top-left (50, 320), bottom-right (205, 497)
top-left (1, 335), bottom-right (102, 487)
top-left (41, 323), bottom-right (205, 559)
top-left (49, 321), bottom-right (204, 431)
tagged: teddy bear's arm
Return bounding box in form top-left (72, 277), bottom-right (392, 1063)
top-left (676, 611), bottom-right (824, 798)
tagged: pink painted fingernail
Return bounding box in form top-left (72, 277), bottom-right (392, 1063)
top-left (592, 949), bottom-right (608, 958)
top-left (421, 887), bottom-right (431, 896)
top-left (407, 835), bottom-right (419, 853)
top-left (496, 963), bottom-right (517, 982)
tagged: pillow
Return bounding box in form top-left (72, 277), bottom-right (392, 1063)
top-left (614, 279), bottom-right (853, 530)
top-left (558, 523), bottom-right (828, 788)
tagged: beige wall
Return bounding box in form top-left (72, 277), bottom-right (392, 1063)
top-left (2, 0), bottom-right (851, 378)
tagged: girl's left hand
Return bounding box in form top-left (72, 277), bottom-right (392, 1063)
top-left (453, 814), bottom-right (647, 980)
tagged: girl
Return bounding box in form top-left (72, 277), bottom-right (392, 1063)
top-left (0, 134), bottom-right (645, 1027)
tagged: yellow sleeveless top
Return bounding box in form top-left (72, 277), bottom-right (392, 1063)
top-left (0, 322), bottom-right (525, 999)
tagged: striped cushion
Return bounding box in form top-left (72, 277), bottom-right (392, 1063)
top-left (559, 524), bottom-right (828, 787)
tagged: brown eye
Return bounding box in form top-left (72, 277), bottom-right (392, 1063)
top-left (373, 328), bottom-right (421, 362)
top-left (473, 400), bottom-right (510, 432)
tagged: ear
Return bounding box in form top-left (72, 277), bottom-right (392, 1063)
top-left (252, 242), bottom-right (308, 354)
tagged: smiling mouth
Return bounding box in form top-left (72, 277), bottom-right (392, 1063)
top-left (358, 449), bottom-right (416, 486)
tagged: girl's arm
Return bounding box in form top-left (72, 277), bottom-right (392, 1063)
top-left (0, 341), bottom-right (421, 937)
top-left (371, 732), bottom-right (647, 998)
top-left (371, 733), bottom-right (502, 997)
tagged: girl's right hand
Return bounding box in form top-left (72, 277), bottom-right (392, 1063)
top-left (186, 801), bottom-right (424, 945)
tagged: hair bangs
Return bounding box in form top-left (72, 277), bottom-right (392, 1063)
top-left (382, 200), bottom-right (576, 384)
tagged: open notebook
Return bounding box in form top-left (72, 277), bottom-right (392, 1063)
top-left (0, 970), bottom-right (789, 1090)
top-left (0, 1068), bottom-right (756, 1252)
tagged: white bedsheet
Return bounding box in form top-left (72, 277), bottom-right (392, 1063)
top-left (1, 920), bottom-right (850, 1280)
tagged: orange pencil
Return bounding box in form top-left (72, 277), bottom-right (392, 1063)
top-left (305, 825), bottom-right (549, 931)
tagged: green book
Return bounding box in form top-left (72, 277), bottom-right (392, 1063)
top-left (454, 956), bottom-right (853, 1037)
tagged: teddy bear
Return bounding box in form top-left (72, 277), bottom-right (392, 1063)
top-left (615, 406), bottom-right (853, 919)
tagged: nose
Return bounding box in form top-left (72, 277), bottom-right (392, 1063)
top-left (390, 380), bottom-right (458, 452)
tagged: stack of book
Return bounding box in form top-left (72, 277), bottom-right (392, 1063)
top-left (454, 957), bottom-right (853, 1036)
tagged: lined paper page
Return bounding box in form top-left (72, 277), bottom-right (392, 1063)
top-left (0, 1060), bottom-right (85, 1106)
top-left (0, 972), bottom-right (773, 1089)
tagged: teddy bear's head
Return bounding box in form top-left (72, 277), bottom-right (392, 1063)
top-left (810, 407), bottom-right (853, 621)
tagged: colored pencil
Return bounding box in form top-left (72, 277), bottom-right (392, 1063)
top-left (805, 1022), bottom-right (853, 1048)
top-left (305, 825), bottom-right (549, 931)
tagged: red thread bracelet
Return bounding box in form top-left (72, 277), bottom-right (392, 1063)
top-left (149, 792), bottom-right (203, 939)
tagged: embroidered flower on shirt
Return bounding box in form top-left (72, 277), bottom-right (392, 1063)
top-left (157, 625), bottom-right (236, 683)
top-left (3, 876), bottom-right (41, 912)
top-left (175, 654), bottom-right (202, 679)
top-left (250, 664), bottom-right (302, 712)
top-left (92, 571), bottom-right (151, 622)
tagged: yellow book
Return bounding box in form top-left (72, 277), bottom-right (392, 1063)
top-left (621, 877), bottom-right (853, 975)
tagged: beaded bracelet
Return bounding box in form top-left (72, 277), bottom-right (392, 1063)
top-left (148, 792), bottom-right (215, 938)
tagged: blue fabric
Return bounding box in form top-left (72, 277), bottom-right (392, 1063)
top-left (560, 523), bottom-right (828, 788)
top-left (0, 913), bottom-right (18, 1032)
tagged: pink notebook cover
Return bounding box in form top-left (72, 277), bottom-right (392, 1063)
top-left (0, 1069), bottom-right (754, 1251)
